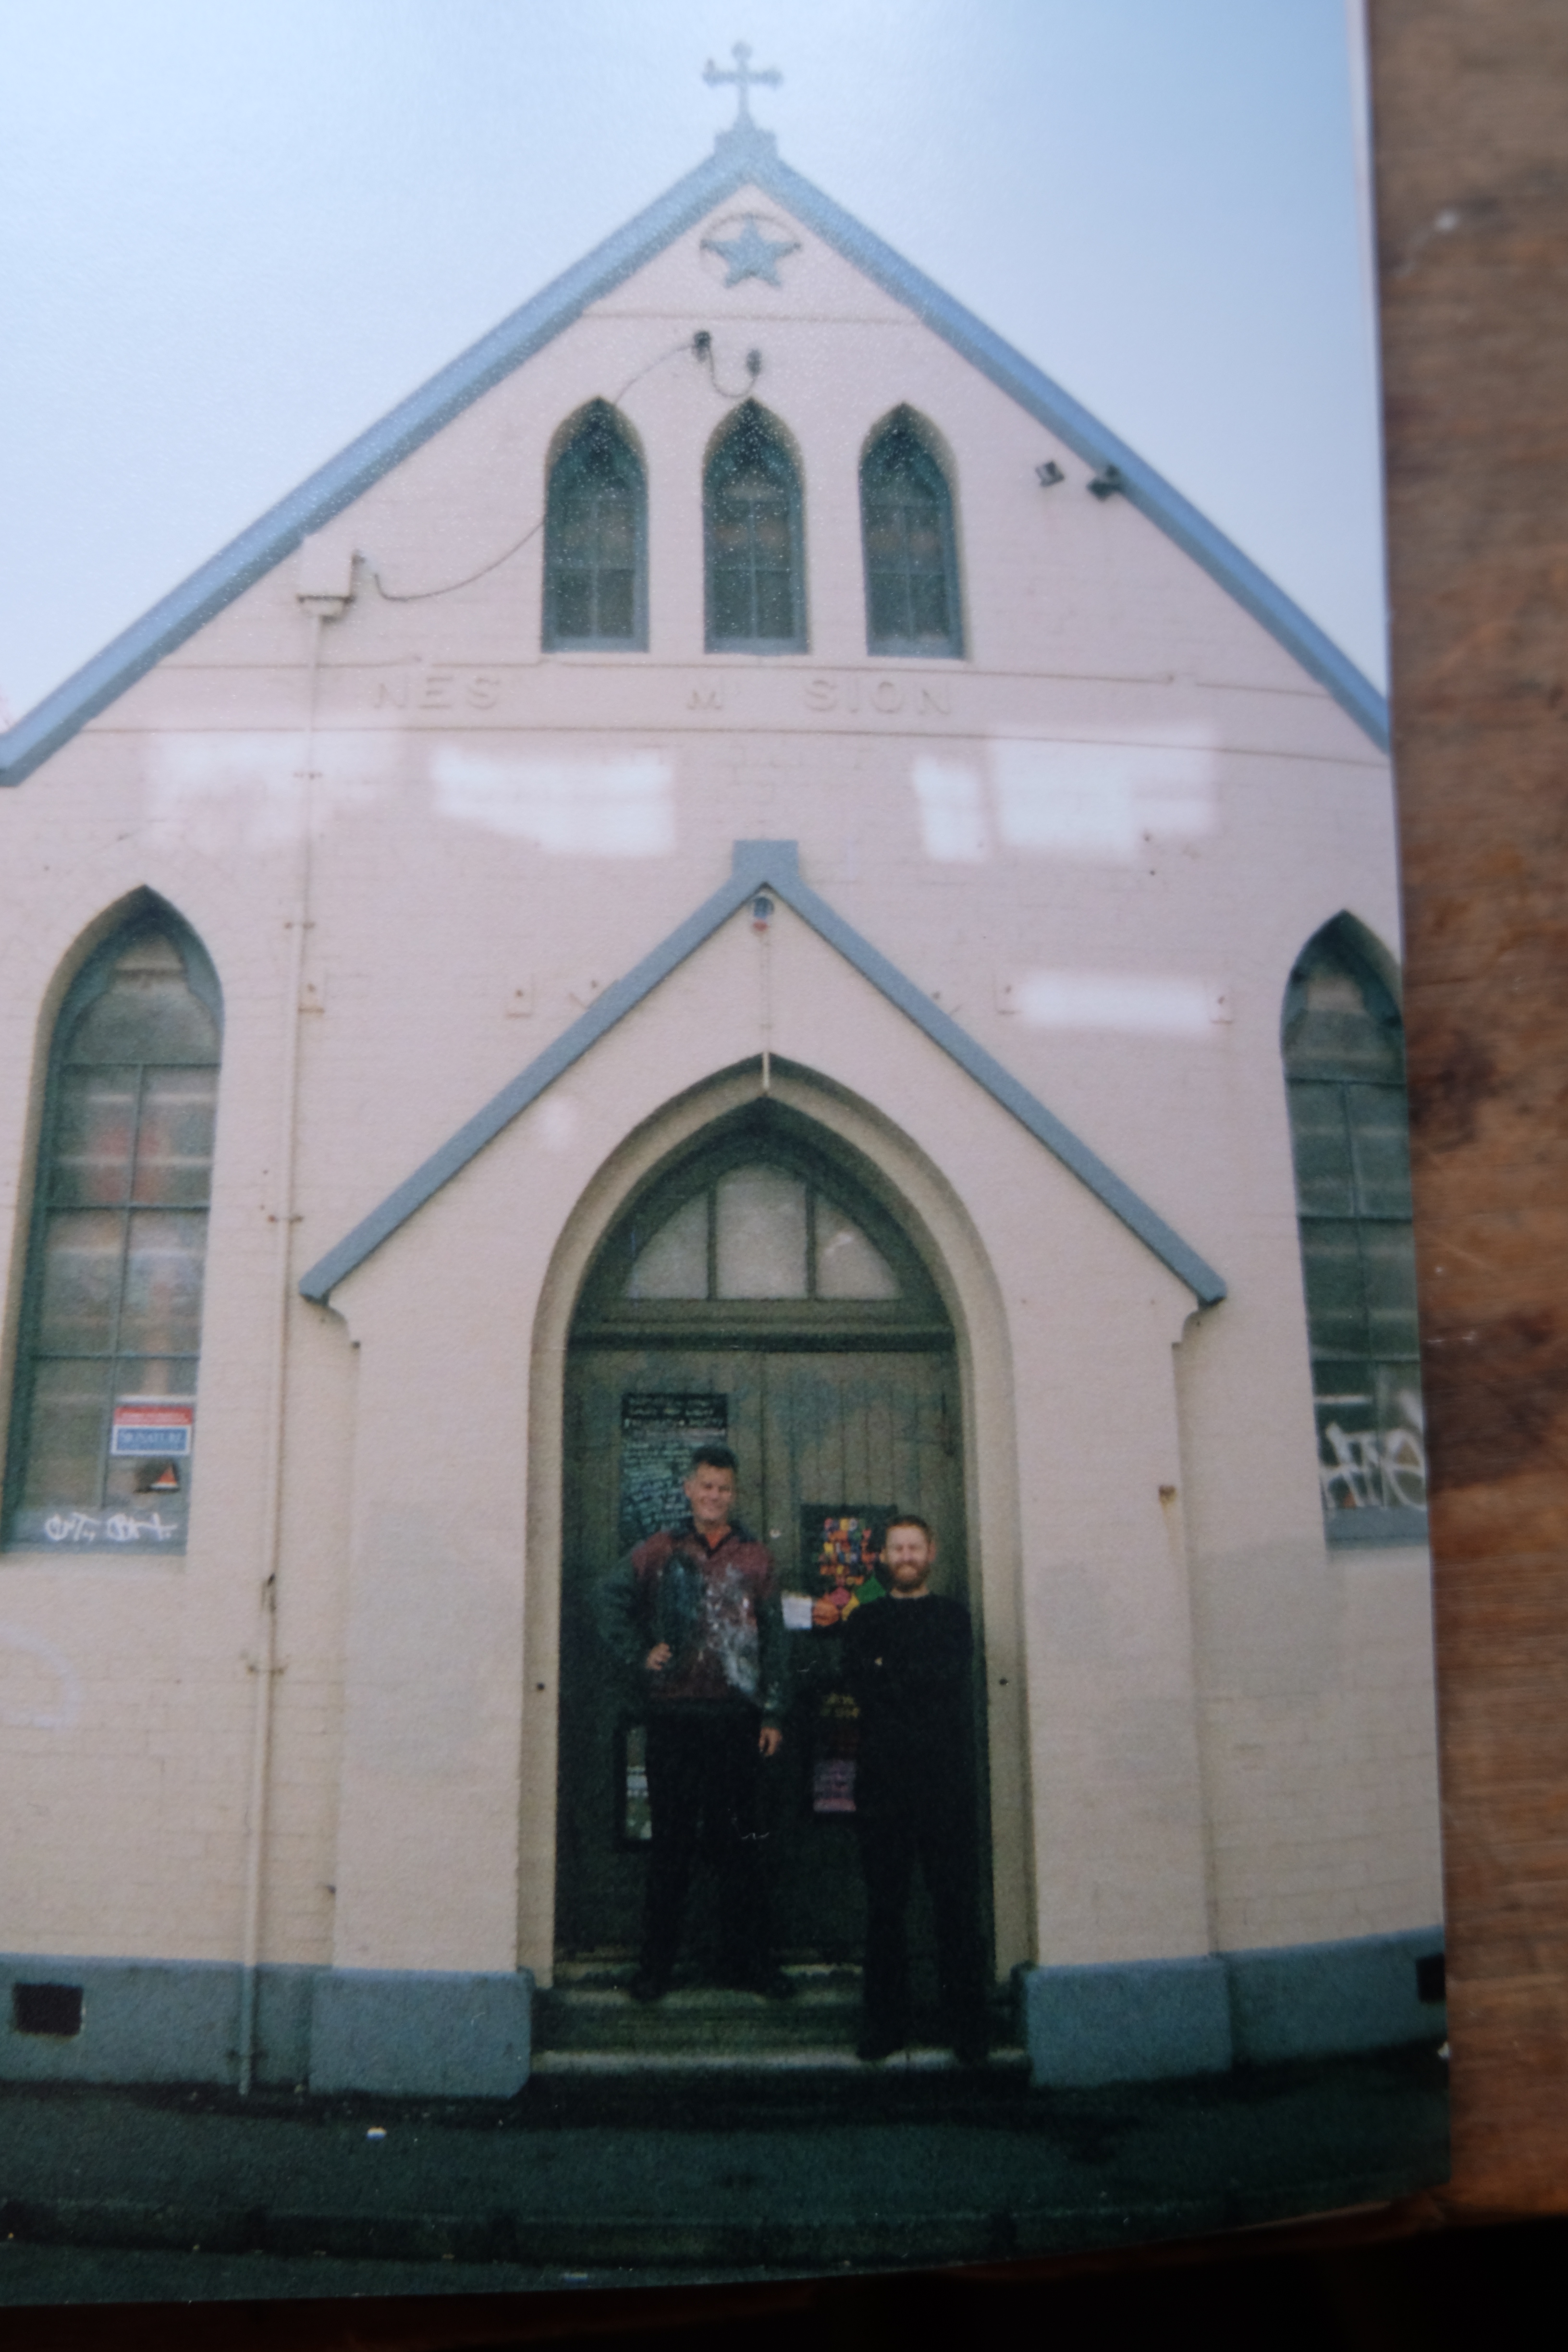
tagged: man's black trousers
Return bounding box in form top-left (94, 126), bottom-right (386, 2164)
top-left (856, 1773), bottom-right (987, 2044)
top-left (640, 1710), bottom-right (773, 1986)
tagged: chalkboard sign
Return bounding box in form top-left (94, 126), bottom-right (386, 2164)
top-left (618, 1392), bottom-right (728, 1548)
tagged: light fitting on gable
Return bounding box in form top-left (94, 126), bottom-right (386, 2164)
top-left (1036, 461), bottom-right (1065, 489)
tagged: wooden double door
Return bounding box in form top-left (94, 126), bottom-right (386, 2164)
top-left (553, 1343), bottom-right (984, 1966)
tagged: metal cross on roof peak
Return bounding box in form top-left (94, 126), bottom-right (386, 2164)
top-left (703, 41), bottom-right (782, 127)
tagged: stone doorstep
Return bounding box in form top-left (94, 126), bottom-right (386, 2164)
top-left (531, 2046), bottom-right (1031, 2074)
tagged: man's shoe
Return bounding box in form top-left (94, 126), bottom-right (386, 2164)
top-left (627, 1969), bottom-right (668, 2005)
top-left (856, 2026), bottom-right (905, 2062)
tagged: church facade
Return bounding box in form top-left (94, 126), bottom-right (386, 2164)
top-left (0, 110), bottom-right (1442, 2094)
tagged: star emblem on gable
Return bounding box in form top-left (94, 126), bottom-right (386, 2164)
top-left (701, 214), bottom-right (801, 288)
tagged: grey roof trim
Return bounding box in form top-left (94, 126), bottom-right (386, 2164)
top-left (298, 838), bottom-right (1226, 1308)
top-left (4, 123), bottom-right (1384, 790)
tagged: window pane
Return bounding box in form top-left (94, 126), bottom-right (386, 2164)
top-left (119, 1211), bottom-right (207, 1355)
top-left (134, 1069), bottom-right (218, 1205)
top-left (553, 571), bottom-right (594, 638)
top-left (594, 569), bottom-right (635, 640)
top-left (815, 1208), bottom-right (899, 1299)
top-left (1360, 1224), bottom-right (1421, 1359)
top-left (545, 415), bottom-right (643, 646)
top-left (1346, 1085), bottom-right (1413, 1218)
top-left (706, 415), bottom-right (801, 648)
top-left (67, 935), bottom-right (218, 1066)
top-left (1300, 1224), bottom-right (1369, 1360)
top-left (716, 1168), bottom-right (808, 1297)
top-left (50, 1071), bottom-right (136, 1206)
top-left (754, 568), bottom-right (795, 640)
top-left (1287, 1081), bottom-right (1355, 1216)
top-left (911, 569), bottom-right (952, 641)
top-left (627, 1193), bottom-right (709, 1298)
top-left (19, 1359), bottom-right (111, 1513)
top-left (710, 564), bottom-right (755, 640)
top-left (862, 425), bottom-right (958, 654)
top-left (867, 566), bottom-right (910, 646)
top-left (37, 1211), bottom-right (123, 1350)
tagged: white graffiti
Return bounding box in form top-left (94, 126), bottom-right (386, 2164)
top-left (0, 1623), bottom-right (81, 1731)
top-left (41, 1509), bottom-right (180, 1546)
top-left (1320, 1421), bottom-right (1427, 1513)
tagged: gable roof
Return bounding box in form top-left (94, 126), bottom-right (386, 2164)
top-left (298, 838), bottom-right (1227, 1310)
top-left (2, 119), bottom-right (1386, 792)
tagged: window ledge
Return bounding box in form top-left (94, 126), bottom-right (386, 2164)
top-left (1324, 1506), bottom-right (1429, 1548)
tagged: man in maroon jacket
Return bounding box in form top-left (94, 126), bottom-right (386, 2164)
top-left (598, 1446), bottom-right (792, 2002)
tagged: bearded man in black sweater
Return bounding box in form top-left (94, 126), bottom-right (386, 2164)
top-left (841, 1514), bottom-right (989, 2065)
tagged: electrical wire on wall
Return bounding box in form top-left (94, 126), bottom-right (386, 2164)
top-left (368, 332), bottom-right (762, 605)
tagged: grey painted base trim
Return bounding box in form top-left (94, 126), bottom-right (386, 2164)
top-left (0, 1954), bottom-right (533, 2096)
top-left (1022, 1955), bottom-right (1232, 2089)
top-left (1226, 1928), bottom-right (1446, 2065)
top-left (309, 1968), bottom-right (533, 2098)
top-left (1021, 1927), bottom-right (1446, 2089)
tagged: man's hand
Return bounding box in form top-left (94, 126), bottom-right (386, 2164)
top-left (645, 1642), bottom-right (672, 1672)
top-left (810, 1597), bottom-right (844, 1629)
top-left (758, 1724), bottom-right (783, 1758)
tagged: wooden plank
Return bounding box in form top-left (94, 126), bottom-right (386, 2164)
top-left (1370, 0), bottom-right (1568, 2217)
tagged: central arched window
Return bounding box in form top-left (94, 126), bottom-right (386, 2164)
top-left (4, 908), bottom-right (222, 1552)
top-left (1283, 919), bottom-right (1426, 1542)
top-left (543, 402), bottom-right (646, 650)
top-left (627, 1164), bottom-right (898, 1301)
top-left (573, 1112), bottom-right (950, 1346)
top-left (704, 404), bottom-right (806, 652)
top-left (860, 411), bottom-right (962, 658)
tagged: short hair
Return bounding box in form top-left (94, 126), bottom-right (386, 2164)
top-left (882, 1511), bottom-right (932, 1543)
top-left (688, 1443), bottom-right (738, 1477)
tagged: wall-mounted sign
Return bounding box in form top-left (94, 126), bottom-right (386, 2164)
top-left (110, 1399), bottom-right (195, 1458)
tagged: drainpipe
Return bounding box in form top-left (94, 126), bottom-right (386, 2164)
top-left (236, 543), bottom-right (351, 2094)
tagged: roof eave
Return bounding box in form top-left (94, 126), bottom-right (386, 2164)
top-left (0, 132), bottom-right (764, 791)
top-left (299, 839), bottom-right (1227, 1311)
top-left (1, 117), bottom-right (1387, 785)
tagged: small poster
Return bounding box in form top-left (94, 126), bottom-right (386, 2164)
top-left (812, 1689), bottom-right (862, 1815)
top-left (618, 1392), bottom-right (727, 1547)
top-left (110, 1399), bottom-right (195, 1458)
top-left (801, 1503), bottom-right (890, 1625)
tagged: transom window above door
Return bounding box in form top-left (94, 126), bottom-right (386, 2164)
top-left (626, 1166), bottom-right (898, 1301)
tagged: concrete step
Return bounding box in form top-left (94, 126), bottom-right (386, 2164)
top-left (536, 1964), bottom-right (1024, 2064)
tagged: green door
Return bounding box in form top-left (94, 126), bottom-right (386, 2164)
top-left (555, 1344), bottom-right (970, 1961)
top-left (552, 1104), bottom-right (986, 1970)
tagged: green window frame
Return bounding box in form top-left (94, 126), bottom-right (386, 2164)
top-left (1283, 921), bottom-right (1427, 1545)
top-left (3, 909), bottom-right (223, 1554)
top-left (704, 403), bottom-right (807, 653)
top-left (542, 402), bottom-right (648, 650)
top-left (860, 410), bottom-right (963, 658)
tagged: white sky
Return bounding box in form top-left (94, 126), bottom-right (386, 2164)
top-left (0, 0), bottom-right (1385, 724)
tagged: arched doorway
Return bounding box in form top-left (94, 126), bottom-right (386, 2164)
top-left (552, 1098), bottom-right (988, 1977)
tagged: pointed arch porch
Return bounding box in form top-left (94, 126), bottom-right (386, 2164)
top-left (517, 1058), bottom-right (1032, 1985)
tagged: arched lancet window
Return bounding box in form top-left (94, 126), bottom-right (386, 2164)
top-left (1283, 921), bottom-right (1426, 1541)
top-left (860, 411), bottom-right (963, 658)
top-left (626, 1164), bottom-right (899, 1302)
top-left (704, 404), bottom-right (806, 652)
top-left (4, 910), bottom-right (223, 1552)
top-left (542, 403), bottom-right (647, 650)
